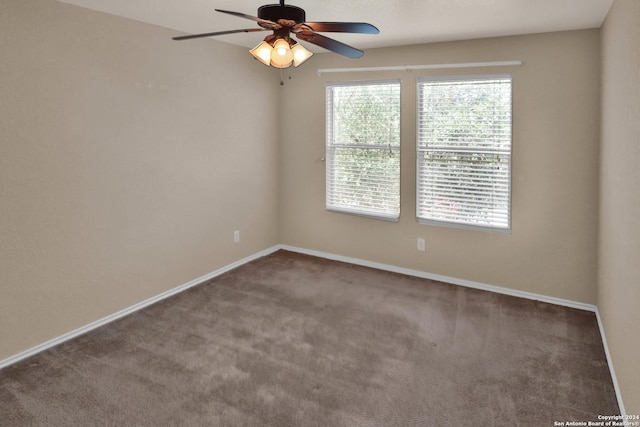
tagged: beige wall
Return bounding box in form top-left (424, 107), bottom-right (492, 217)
top-left (0, 0), bottom-right (280, 360)
top-left (600, 0), bottom-right (640, 414)
top-left (280, 30), bottom-right (601, 304)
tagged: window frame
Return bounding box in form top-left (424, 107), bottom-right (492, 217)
top-left (415, 74), bottom-right (513, 232)
top-left (325, 79), bottom-right (402, 222)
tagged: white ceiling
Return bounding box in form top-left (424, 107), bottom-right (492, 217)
top-left (58, 0), bottom-right (614, 53)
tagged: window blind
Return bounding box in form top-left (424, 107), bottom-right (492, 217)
top-left (416, 76), bottom-right (512, 231)
top-left (326, 80), bottom-right (401, 221)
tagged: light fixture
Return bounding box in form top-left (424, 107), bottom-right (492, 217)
top-left (249, 36), bottom-right (313, 69)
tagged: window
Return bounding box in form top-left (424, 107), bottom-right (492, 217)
top-left (326, 80), bottom-right (401, 221)
top-left (416, 75), bottom-right (512, 231)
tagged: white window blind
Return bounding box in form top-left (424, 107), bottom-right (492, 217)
top-left (326, 80), bottom-right (401, 221)
top-left (417, 75), bottom-right (512, 231)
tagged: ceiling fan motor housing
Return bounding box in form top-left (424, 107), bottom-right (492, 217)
top-left (258, 4), bottom-right (306, 23)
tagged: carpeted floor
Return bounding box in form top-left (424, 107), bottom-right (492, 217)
top-left (0, 250), bottom-right (619, 426)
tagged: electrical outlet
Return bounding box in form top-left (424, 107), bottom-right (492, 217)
top-left (417, 238), bottom-right (425, 252)
top-left (234, 230), bottom-right (240, 243)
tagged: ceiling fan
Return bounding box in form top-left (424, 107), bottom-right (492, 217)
top-left (172, 0), bottom-right (379, 69)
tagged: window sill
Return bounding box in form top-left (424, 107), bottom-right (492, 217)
top-left (327, 207), bottom-right (400, 223)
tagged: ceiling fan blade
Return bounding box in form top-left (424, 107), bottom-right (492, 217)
top-left (214, 9), bottom-right (280, 29)
top-left (173, 28), bottom-right (269, 41)
top-left (301, 22), bottom-right (379, 34)
top-left (296, 31), bottom-right (364, 59)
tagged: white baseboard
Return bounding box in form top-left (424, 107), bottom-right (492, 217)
top-left (595, 308), bottom-right (627, 416)
top-left (278, 244), bottom-right (597, 312)
top-left (1, 243), bottom-right (624, 415)
top-left (0, 245), bottom-right (281, 370)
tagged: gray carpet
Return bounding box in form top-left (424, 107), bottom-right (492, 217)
top-left (0, 250), bottom-right (619, 426)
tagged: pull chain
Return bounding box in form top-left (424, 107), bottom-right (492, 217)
top-left (279, 68), bottom-right (293, 86)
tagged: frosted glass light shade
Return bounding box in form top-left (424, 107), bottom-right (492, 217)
top-left (250, 41), bottom-right (272, 66)
top-left (270, 39), bottom-right (293, 69)
top-left (291, 44), bottom-right (313, 67)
